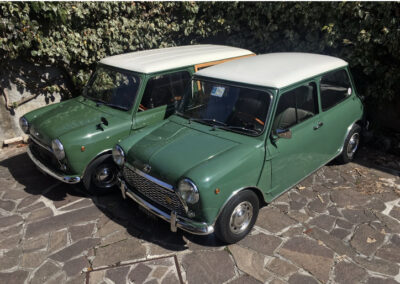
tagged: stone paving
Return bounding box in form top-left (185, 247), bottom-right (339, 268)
top-left (0, 145), bottom-right (399, 284)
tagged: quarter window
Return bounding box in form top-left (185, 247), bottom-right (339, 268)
top-left (320, 69), bottom-right (351, 111)
top-left (272, 82), bottom-right (318, 131)
top-left (139, 71), bottom-right (190, 111)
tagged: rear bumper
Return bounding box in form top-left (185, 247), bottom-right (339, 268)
top-left (118, 178), bottom-right (214, 235)
top-left (27, 147), bottom-right (81, 184)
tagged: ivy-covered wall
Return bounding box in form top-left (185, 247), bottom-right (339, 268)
top-left (0, 2), bottom-right (399, 110)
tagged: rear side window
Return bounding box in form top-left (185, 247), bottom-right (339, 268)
top-left (320, 69), bottom-right (351, 111)
top-left (272, 82), bottom-right (318, 131)
top-left (139, 71), bottom-right (190, 111)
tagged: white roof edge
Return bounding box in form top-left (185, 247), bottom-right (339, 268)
top-left (195, 52), bottom-right (348, 89)
top-left (99, 45), bottom-right (254, 74)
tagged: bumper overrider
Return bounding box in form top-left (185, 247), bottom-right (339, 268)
top-left (118, 177), bottom-right (214, 235)
top-left (27, 137), bottom-right (80, 184)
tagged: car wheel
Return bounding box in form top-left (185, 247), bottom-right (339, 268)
top-left (215, 190), bottom-right (259, 244)
top-left (337, 124), bottom-right (361, 164)
top-left (83, 156), bottom-right (118, 195)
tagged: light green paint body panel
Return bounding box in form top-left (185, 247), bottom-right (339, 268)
top-left (120, 66), bottom-right (364, 226)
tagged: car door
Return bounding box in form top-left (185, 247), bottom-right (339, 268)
top-left (133, 70), bottom-right (191, 130)
top-left (266, 81), bottom-right (326, 199)
top-left (317, 68), bottom-right (359, 158)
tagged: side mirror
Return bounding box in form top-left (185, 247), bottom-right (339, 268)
top-left (275, 128), bottom-right (292, 139)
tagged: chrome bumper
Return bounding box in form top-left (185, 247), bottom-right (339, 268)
top-left (27, 147), bottom-right (81, 184)
top-left (119, 178), bottom-right (214, 235)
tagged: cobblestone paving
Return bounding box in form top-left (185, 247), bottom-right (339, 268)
top-left (0, 145), bottom-right (399, 284)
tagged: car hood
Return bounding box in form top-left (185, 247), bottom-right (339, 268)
top-left (126, 121), bottom-right (239, 183)
top-left (29, 98), bottom-right (120, 145)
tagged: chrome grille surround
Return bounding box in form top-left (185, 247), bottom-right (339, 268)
top-left (123, 164), bottom-right (187, 216)
top-left (29, 135), bottom-right (62, 171)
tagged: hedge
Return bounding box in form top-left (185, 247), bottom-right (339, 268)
top-left (0, 2), bottom-right (399, 105)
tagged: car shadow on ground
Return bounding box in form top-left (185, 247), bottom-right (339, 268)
top-left (0, 151), bottom-right (226, 251)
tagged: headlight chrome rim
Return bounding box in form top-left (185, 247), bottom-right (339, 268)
top-left (177, 178), bottom-right (199, 204)
top-left (112, 145), bottom-right (125, 167)
top-left (51, 139), bottom-right (65, 160)
top-left (19, 117), bottom-right (29, 134)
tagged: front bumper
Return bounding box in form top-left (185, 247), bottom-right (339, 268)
top-left (118, 178), bottom-right (214, 235)
top-left (27, 146), bottom-right (81, 184)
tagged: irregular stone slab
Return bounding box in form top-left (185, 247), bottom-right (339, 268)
top-left (330, 228), bottom-right (350, 240)
top-left (269, 278), bottom-right (286, 284)
top-left (0, 270), bottom-right (29, 284)
top-left (63, 256), bottom-right (89, 277)
top-left (105, 266), bottom-right (130, 284)
top-left (375, 212), bottom-right (400, 234)
top-left (334, 261), bottom-right (367, 284)
top-left (17, 195), bottom-right (41, 210)
top-left (95, 219), bottom-right (126, 238)
top-left (350, 224), bottom-right (385, 256)
top-left (331, 190), bottom-right (369, 208)
top-left (308, 214), bottom-right (336, 231)
top-left (25, 206), bottom-right (102, 238)
top-left (0, 235), bottom-right (20, 250)
top-left (288, 273), bottom-right (319, 284)
top-left (182, 250), bottom-right (236, 284)
top-left (69, 223), bottom-right (95, 242)
top-left (229, 275), bottom-right (263, 284)
top-left (0, 224), bottom-right (22, 239)
top-left (389, 206), bottom-right (400, 221)
top-left (307, 197), bottom-right (328, 213)
top-left (266, 258), bottom-right (297, 277)
top-left (366, 198), bottom-right (386, 211)
top-left (229, 244), bottom-right (272, 282)
top-left (279, 237), bottom-right (334, 283)
top-left (288, 211), bottom-right (309, 223)
top-left (0, 199), bottom-right (15, 211)
top-left (0, 214), bottom-right (23, 228)
top-left (354, 255), bottom-right (399, 276)
top-left (22, 235), bottom-right (48, 252)
top-left (30, 261), bottom-right (60, 284)
top-left (161, 270), bottom-right (180, 284)
top-left (26, 207), bottom-right (53, 223)
top-left (0, 248), bottom-right (21, 270)
top-left (92, 238), bottom-right (146, 267)
top-left (19, 201), bottom-right (46, 213)
top-left (49, 229), bottom-right (68, 252)
top-left (342, 209), bottom-right (376, 224)
top-left (88, 270), bottom-right (105, 284)
top-left (237, 233), bottom-right (281, 255)
top-left (59, 198), bottom-right (94, 211)
top-left (2, 189), bottom-right (28, 200)
top-left (376, 243), bottom-right (400, 263)
top-left (336, 218), bottom-right (353, 229)
top-left (49, 238), bottom-right (100, 262)
top-left (255, 207), bottom-right (297, 233)
top-left (129, 263), bottom-right (151, 284)
top-left (21, 250), bottom-right (47, 269)
top-left (366, 277), bottom-right (399, 284)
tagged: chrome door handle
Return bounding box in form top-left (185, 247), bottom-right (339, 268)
top-left (313, 122), bottom-right (323, 130)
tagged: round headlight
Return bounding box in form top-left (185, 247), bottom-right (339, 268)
top-left (51, 139), bottom-right (65, 160)
top-left (177, 178), bottom-right (199, 204)
top-left (19, 117), bottom-right (29, 134)
top-left (112, 145), bottom-right (125, 167)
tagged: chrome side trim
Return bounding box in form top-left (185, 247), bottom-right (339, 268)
top-left (125, 163), bottom-right (174, 192)
top-left (119, 178), bottom-right (213, 235)
top-left (27, 147), bottom-right (81, 184)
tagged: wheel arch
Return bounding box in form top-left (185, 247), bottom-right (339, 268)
top-left (81, 149), bottom-right (113, 188)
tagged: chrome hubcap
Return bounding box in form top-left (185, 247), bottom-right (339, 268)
top-left (347, 133), bottom-right (360, 158)
top-left (94, 165), bottom-right (116, 188)
top-left (229, 201), bottom-right (253, 234)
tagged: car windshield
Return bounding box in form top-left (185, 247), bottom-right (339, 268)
top-left (83, 66), bottom-right (140, 111)
top-left (177, 79), bottom-right (271, 135)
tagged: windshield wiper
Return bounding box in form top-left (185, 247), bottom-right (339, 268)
top-left (106, 103), bottom-right (128, 111)
top-left (216, 125), bottom-right (259, 135)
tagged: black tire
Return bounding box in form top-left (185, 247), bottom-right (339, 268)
top-left (83, 155), bottom-right (118, 195)
top-left (337, 124), bottom-right (361, 164)
top-left (215, 190), bottom-right (259, 244)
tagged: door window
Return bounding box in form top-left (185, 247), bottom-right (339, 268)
top-left (139, 71), bottom-right (190, 111)
top-left (272, 82), bottom-right (318, 131)
top-left (320, 69), bottom-right (351, 111)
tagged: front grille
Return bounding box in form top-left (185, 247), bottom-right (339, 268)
top-left (29, 140), bottom-right (60, 171)
top-left (123, 166), bottom-right (186, 216)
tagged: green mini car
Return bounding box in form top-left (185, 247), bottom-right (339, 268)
top-left (19, 45), bottom-right (254, 194)
top-left (114, 53), bottom-right (365, 243)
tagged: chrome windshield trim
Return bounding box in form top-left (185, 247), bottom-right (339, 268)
top-left (125, 163), bottom-right (174, 192)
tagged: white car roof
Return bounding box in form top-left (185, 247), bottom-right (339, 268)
top-left (195, 53), bottom-right (348, 89)
top-left (99, 45), bottom-right (254, 74)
